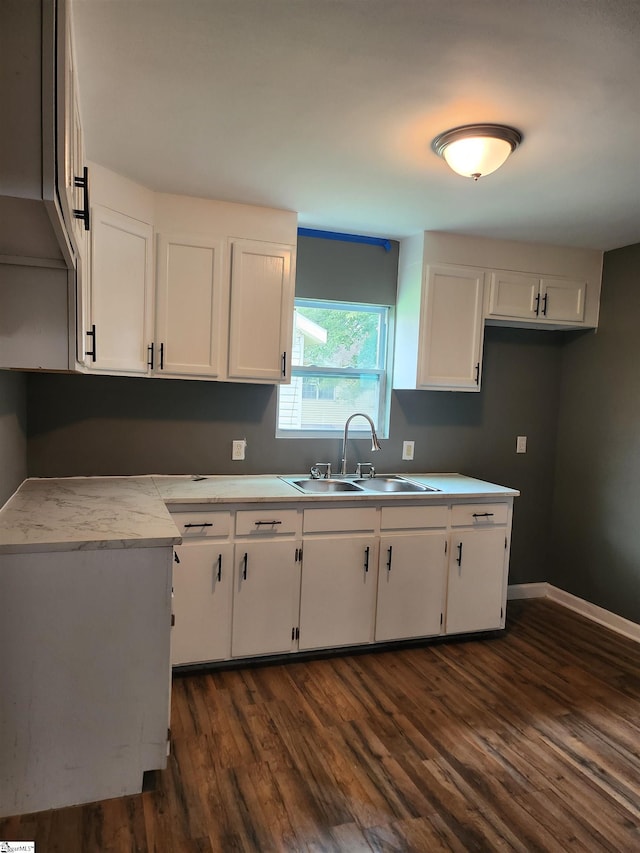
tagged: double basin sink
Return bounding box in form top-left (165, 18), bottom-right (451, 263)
top-left (280, 475), bottom-right (439, 495)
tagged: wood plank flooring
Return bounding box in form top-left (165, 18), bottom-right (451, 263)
top-left (2, 598), bottom-right (640, 852)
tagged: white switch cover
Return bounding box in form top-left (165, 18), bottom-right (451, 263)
top-left (232, 439), bottom-right (246, 460)
top-left (402, 440), bottom-right (415, 461)
top-left (516, 436), bottom-right (527, 454)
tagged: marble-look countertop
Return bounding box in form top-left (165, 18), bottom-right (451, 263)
top-left (0, 474), bottom-right (519, 555)
top-left (153, 473), bottom-right (519, 504)
top-left (0, 477), bottom-right (180, 555)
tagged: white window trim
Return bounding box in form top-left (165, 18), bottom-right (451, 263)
top-left (276, 299), bottom-right (392, 439)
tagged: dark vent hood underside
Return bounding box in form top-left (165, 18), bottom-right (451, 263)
top-left (0, 196), bottom-right (72, 267)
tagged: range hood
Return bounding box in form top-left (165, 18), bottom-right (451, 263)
top-left (0, 196), bottom-right (73, 268)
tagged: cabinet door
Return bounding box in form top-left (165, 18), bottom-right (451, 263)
top-left (171, 542), bottom-right (233, 665)
top-left (89, 205), bottom-right (153, 373)
top-left (375, 532), bottom-right (446, 642)
top-left (155, 234), bottom-right (225, 377)
top-left (57, 0), bottom-right (88, 256)
top-left (227, 239), bottom-right (295, 382)
top-left (488, 271), bottom-right (540, 320)
top-left (417, 265), bottom-right (485, 391)
top-left (231, 540), bottom-right (300, 658)
top-left (540, 278), bottom-right (586, 323)
top-left (446, 528), bottom-right (507, 634)
top-left (299, 536), bottom-right (377, 650)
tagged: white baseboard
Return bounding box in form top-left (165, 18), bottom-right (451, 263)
top-left (508, 582), bottom-right (550, 600)
top-left (508, 582), bottom-right (640, 643)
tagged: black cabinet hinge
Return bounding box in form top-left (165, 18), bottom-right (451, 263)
top-left (171, 613), bottom-right (175, 627)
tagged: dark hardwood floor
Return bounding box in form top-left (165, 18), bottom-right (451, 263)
top-left (2, 598), bottom-right (639, 852)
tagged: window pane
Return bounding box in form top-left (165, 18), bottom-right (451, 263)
top-left (278, 374), bottom-right (381, 432)
top-left (294, 304), bottom-right (383, 369)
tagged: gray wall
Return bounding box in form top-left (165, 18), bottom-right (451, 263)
top-left (551, 243), bottom-right (640, 623)
top-left (296, 235), bottom-right (399, 304)
top-left (0, 370), bottom-right (27, 505)
top-left (25, 325), bottom-right (562, 585)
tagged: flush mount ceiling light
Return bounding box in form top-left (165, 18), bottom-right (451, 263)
top-left (431, 124), bottom-right (522, 180)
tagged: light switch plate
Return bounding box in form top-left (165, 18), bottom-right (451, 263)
top-left (516, 435), bottom-right (527, 454)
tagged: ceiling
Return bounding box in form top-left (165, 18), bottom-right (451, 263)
top-left (72, 0), bottom-right (640, 251)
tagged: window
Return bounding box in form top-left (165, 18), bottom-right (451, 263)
top-left (277, 299), bottom-right (391, 437)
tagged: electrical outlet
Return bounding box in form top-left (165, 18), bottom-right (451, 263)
top-left (232, 439), bottom-right (246, 461)
top-left (402, 440), bottom-right (415, 461)
top-left (516, 435), bottom-right (527, 454)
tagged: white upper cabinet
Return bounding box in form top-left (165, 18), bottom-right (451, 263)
top-left (155, 234), bottom-right (225, 378)
top-left (394, 231), bottom-right (603, 392)
top-left (416, 264), bottom-right (485, 391)
top-left (488, 270), bottom-right (586, 325)
top-left (81, 170), bottom-right (297, 381)
top-left (89, 205), bottom-right (154, 374)
top-left (153, 192), bottom-right (296, 383)
top-left (228, 240), bottom-right (295, 382)
top-left (393, 231), bottom-right (486, 391)
top-left (539, 277), bottom-right (587, 323)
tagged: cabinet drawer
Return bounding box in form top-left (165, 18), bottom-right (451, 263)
top-left (451, 503), bottom-right (509, 527)
top-left (303, 507), bottom-right (377, 533)
top-left (171, 511), bottom-right (231, 538)
top-left (235, 509), bottom-right (300, 536)
top-left (381, 504), bottom-right (448, 530)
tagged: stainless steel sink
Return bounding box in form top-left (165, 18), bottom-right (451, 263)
top-left (285, 478), bottom-right (365, 494)
top-left (281, 475), bottom-right (439, 495)
top-left (354, 476), bottom-right (436, 493)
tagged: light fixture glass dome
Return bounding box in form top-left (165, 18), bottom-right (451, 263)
top-left (431, 124), bottom-right (522, 180)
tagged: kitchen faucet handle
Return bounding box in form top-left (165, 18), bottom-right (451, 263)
top-left (355, 462), bottom-right (376, 478)
top-left (311, 462), bottom-right (331, 479)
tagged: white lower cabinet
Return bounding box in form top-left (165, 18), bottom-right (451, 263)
top-left (375, 504), bottom-right (449, 642)
top-left (0, 545), bottom-right (172, 817)
top-left (171, 541), bottom-right (233, 665)
top-left (375, 532), bottom-right (447, 641)
top-left (231, 539), bottom-right (301, 658)
top-left (169, 496), bottom-right (513, 667)
top-left (445, 503), bottom-right (510, 634)
top-left (298, 535), bottom-right (378, 650)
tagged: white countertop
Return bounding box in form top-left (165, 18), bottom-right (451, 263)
top-left (0, 473), bottom-right (519, 555)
